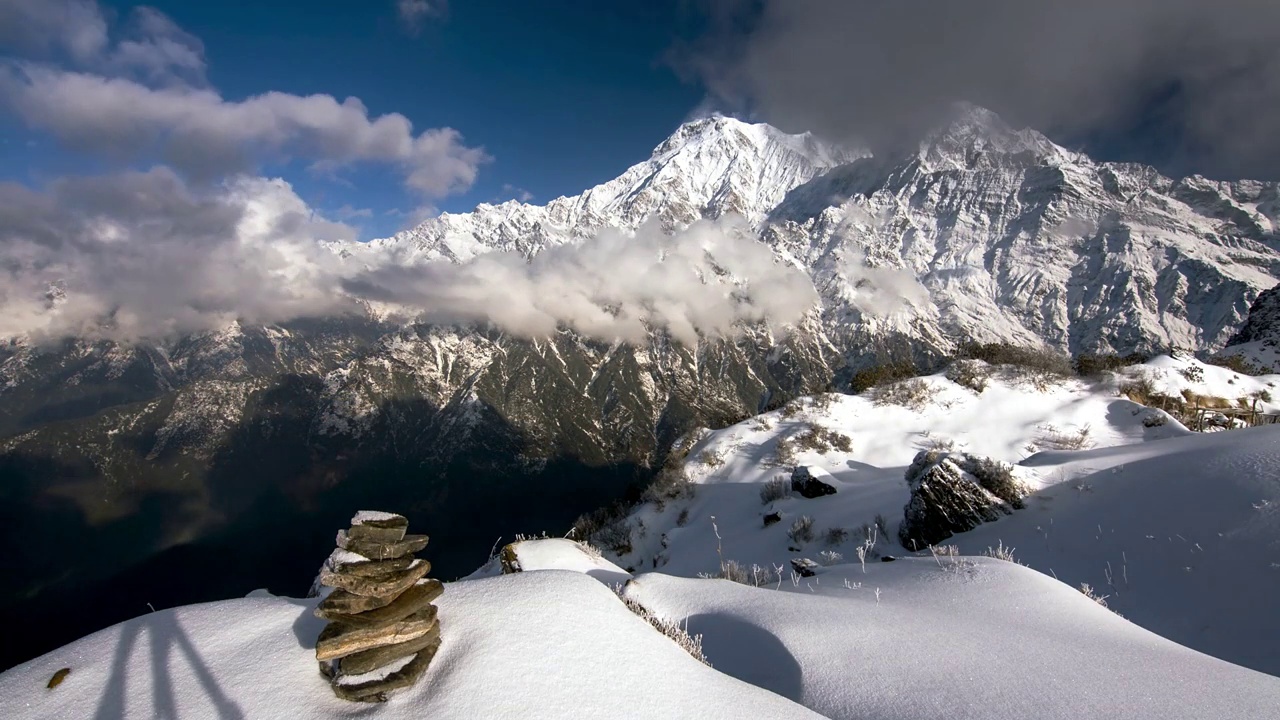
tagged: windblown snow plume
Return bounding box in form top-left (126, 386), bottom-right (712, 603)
top-left (345, 216), bottom-right (820, 345)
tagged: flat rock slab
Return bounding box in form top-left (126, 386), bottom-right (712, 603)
top-left (320, 559), bottom-right (430, 598)
top-left (331, 641), bottom-right (441, 703)
top-left (315, 579), bottom-right (444, 626)
top-left (338, 622), bottom-right (441, 676)
top-left (337, 532), bottom-right (429, 560)
top-left (347, 524), bottom-right (408, 543)
top-left (318, 587), bottom-right (398, 616)
top-left (351, 511), bottom-right (408, 528)
top-left (330, 554), bottom-right (417, 578)
top-left (316, 607), bottom-right (438, 662)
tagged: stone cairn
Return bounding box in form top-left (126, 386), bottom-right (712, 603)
top-left (313, 511), bottom-right (444, 703)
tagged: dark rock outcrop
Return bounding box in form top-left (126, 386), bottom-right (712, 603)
top-left (790, 466), bottom-right (837, 499)
top-left (790, 558), bottom-right (819, 577)
top-left (898, 451), bottom-right (1028, 550)
top-left (1227, 283), bottom-right (1280, 346)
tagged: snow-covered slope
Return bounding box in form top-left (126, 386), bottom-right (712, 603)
top-left (0, 571), bottom-right (823, 720)
top-left (7, 548), bottom-right (1279, 719)
top-left (589, 356), bottom-right (1280, 676)
top-left (625, 564), bottom-right (1280, 720)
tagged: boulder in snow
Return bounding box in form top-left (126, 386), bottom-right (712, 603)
top-left (898, 451), bottom-right (1025, 550)
top-left (790, 558), bottom-right (820, 577)
top-left (791, 466), bottom-right (837, 498)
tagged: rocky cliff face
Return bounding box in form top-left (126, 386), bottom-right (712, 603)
top-left (1222, 282), bottom-right (1280, 371)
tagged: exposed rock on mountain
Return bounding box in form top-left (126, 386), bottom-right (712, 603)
top-left (1221, 283), bottom-right (1280, 371)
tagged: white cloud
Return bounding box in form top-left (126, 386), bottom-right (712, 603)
top-left (345, 216), bottom-right (820, 345)
top-left (397, 0), bottom-right (447, 35)
top-left (0, 168), bottom-right (360, 341)
top-left (0, 1), bottom-right (487, 198)
top-left (0, 0), bottom-right (108, 63)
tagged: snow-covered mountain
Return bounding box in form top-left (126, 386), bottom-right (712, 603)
top-left (3, 107), bottom-right (1279, 673)
top-left (352, 116), bottom-right (864, 264)
top-left (352, 105), bottom-right (1278, 356)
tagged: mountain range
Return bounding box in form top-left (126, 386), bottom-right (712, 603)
top-left (1, 105), bottom-right (1278, 670)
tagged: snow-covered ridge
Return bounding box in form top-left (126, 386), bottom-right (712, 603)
top-left (354, 115), bottom-right (865, 266)
top-left (345, 106), bottom-right (1279, 357)
top-left (586, 355), bottom-right (1280, 677)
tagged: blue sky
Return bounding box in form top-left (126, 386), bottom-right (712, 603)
top-left (3, 0), bottom-right (1277, 246)
top-left (1, 0), bottom-right (708, 238)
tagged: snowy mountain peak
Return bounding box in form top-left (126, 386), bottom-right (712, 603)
top-left (359, 116), bottom-right (862, 264)
top-left (916, 103), bottom-right (1083, 171)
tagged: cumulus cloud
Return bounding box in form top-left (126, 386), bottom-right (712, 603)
top-left (0, 1), bottom-right (487, 197)
top-left (397, 0), bottom-right (447, 35)
top-left (345, 217), bottom-right (819, 345)
top-left (0, 168), bottom-right (359, 341)
top-left (688, 0), bottom-right (1280, 180)
top-left (1, 190), bottom-right (819, 345)
top-left (0, 0), bottom-right (108, 63)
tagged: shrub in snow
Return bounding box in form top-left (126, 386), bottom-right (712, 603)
top-left (718, 559), bottom-right (749, 584)
top-left (825, 527), bottom-right (850, 545)
top-left (964, 456), bottom-right (1027, 508)
top-left (642, 467), bottom-right (696, 509)
top-left (982, 541), bottom-right (1019, 563)
top-left (571, 501), bottom-right (632, 551)
top-left (760, 477), bottom-right (791, 504)
top-left (698, 448), bottom-right (725, 467)
top-left (1180, 365), bottom-right (1206, 383)
top-left (1038, 424), bottom-right (1094, 451)
top-left (778, 398), bottom-right (806, 418)
top-left (792, 423), bottom-right (853, 453)
top-left (1207, 355), bottom-right (1265, 376)
top-left (1142, 413), bottom-right (1168, 428)
top-left (808, 393), bottom-right (837, 412)
top-left (1072, 352), bottom-right (1150, 377)
top-left (945, 359), bottom-right (992, 393)
top-left (898, 450), bottom-right (1024, 550)
top-left (614, 585), bottom-right (710, 666)
top-left (958, 342), bottom-right (1072, 390)
top-left (850, 359), bottom-right (918, 393)
top-left (818, 550), bottom-right (844, 566)
top-left (870, 378), bottom-right (933, 412)
top-left (787, 515), bottom-right (816, 545)
top-left (771, 437), bottom-right (797, 467)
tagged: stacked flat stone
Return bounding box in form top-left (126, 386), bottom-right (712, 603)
top-left (313, 511), bottom-right (444, 703)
